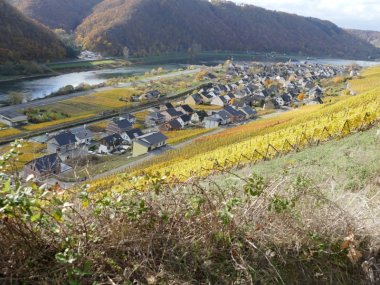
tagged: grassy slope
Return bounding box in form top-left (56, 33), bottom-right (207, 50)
top-left (241, 127), bottom-right (380, 193)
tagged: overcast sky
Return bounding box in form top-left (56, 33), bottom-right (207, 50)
top-left (232, 0), bottom-right (380, 31)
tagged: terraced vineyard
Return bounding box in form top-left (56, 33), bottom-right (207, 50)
top-left (89, 67), bottom-right (380, 192)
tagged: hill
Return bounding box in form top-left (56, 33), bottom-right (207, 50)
top-left (1, 104), bottom-right (379, 282)
top-left (7, 0), bottom-right (102, 31)
top-left (0, 0), bottom-right (68, 63)
top-left (347, 29), bottom-right (380, 48)
top-left (75, 0), bottom-right (380, 59)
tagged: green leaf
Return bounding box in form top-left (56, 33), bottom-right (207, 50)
top-left (30, 213), bottom-right (41, 222)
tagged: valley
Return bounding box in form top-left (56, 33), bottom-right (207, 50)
top-left (1, 1), bottom-right (380, 284)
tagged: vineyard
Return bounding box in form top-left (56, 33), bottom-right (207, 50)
top-left (89, 67), bottom-right (380, 191)
top-left (162, 128), bottom-right (214, 144)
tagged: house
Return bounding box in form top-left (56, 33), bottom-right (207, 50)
top-left (160, 108), bottom-right (183, 122)
top-left (191, 110), bottom-right (208, 123)
top-left (99, 134), bottom-right (123, 154)
top-left (47, 131), bottom-right (78, 160)
top-left (145, 112), bottom-right (166, 127)
top-left (124, 128), bottom-right (144, 145)
top-left (24, 153), bottom-right (62, 180)
top-left (106, 119), bottom-right (133, 135)
top-left (160, 119), bottom-right (183, 131)
top-left (176, 105), bottom-right (194, 115)
top-left (133, 132), bottom-right (168, 157)
top-left (211, 96), bottom-right (227, 107)
top-left (139, 90), bottom-right (161, 101)
top-left (274, 96), bottom-right (285, 107)
top-left (281, 94), bottom-right (293, 106)
top-left (204, 116), bottom-right (220, 129)
top-left (185, 94), bottom-right (203, 105)
top-left (71, 126), bottom-right (94, 146)
top-left (240, 106), bottom-right (257, 119)
top-left (224, 106), bottom-right (246, 122)
top-left (0, 110), bottom-right (28, 127)
top-left (119, 113), bottom-right (136, 124)
top-left (200, 93), bottom-right (214, 103)
top-left (179, 114), bottom-right (192, 126)
top-left (309, 86), bottom-right (323, 98)
top-left (216, 110), bottom-right (232, 125)
top-left (263, 99), bottom-right (280, 110)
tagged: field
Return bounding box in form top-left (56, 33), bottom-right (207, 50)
top-left (0, 128), bottom-right (22, 139)
top-left (69, 88), bottom-right (135, 109)
top-left (349, 67), bottom-right (380, 93)
top-left (23, 114), bottom-right (93, 131)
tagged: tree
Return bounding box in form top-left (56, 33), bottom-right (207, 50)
top-left (8, 92), bottom-right (24, 105)
top-left (297, 93), bottom-right (305, 101)
top-left (123, 46), bottom-right (130, 58)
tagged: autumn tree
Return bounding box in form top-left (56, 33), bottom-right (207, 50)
top-left (297, 92), bottom-right (305, 101)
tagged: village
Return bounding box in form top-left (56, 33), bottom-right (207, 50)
top-left (18, 60), bottom-right (352, 183)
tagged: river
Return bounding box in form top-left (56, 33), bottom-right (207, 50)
top-left (0, 63), bottom-right (186, 102)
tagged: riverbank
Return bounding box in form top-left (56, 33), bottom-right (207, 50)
top-left (0, 58), bottom-right (130, 84)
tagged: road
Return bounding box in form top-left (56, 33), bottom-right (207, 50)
top-left (0, 68), bottom-right (200, 113)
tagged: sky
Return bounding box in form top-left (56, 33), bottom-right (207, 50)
top-left (232, 0), bottom-right (380, 31)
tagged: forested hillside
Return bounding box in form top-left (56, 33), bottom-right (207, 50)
top-left (7, 0), bottom-right (102, 31)
top-left (0, 0), bottom-right (68, 63)
top-left (347, 29), bottom-right (380, 48)
top-left (6, 0), bottom-right (380, 60)
top-left (75, 0), bottom-right (379, 59)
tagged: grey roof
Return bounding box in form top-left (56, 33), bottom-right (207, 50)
top-left (195, 110), bottom-right (208, 119)
top-left (101, 134), bottom-right (123, 146)
top-left (281, 94), bottom-right (292, 102)
top-left (168, 119), bottom-right (182, 129)
top-left (224, 106), bottom-right (244, 117)
top-left (113, 119), bottom-right (133, 131)
top-left (51, 131), bottom-right (77, 146)
top-left (0, 110), bottom-right (27, 120)
top-left (180, 114), bottom-right (191, 123)
top-left (205, 116), bottom-right (220, 122)
top-left (241, 106), bottom-right (257, 116)
top-left (164, 108), bottom-right (183, 117)
top-left (71, 126), bottom-right (93, 140)
top-left (125, 128), bottom-right (143, 139)
top-left (27, 153), bottom-right (61, 172)
top-left (217, 110), bottom-right (231, 120)
top-left (179, 104), bottom-right (194, 114)
top-left (164, 103), bottom-right (174, 109)
top-left (138, 132), bottom-right (168, 146)
top-left (191, 94), bottom-right (203, 103)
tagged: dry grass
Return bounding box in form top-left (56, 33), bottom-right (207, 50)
top-left (23, 115), bottom-right (93, 131)
top-left (87, 120), bottom-right (110, 132)
top-left (0, 128), bottom-right (22, 139)
top-left (69, 89), bottom-right (134, 109)
top-left (189, 104), bottom-right (223, 111)
top-left (350, 66), bottom-right (380, 94)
